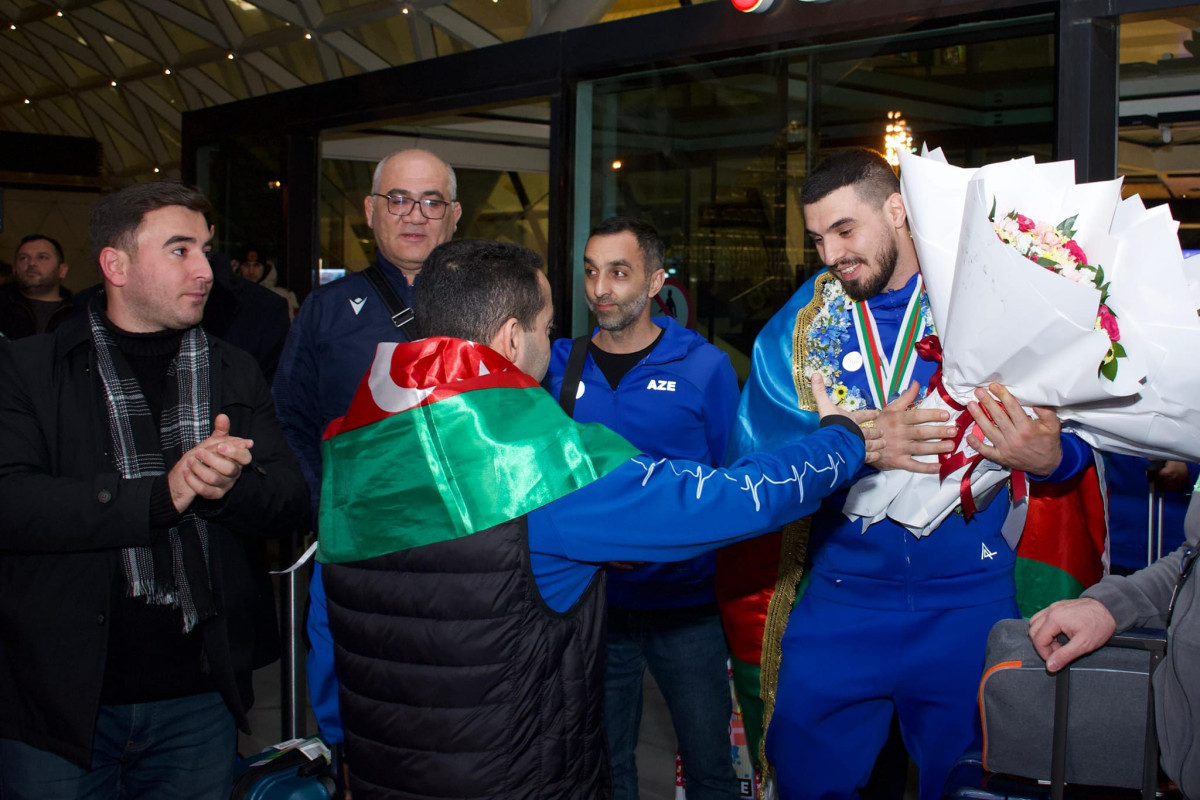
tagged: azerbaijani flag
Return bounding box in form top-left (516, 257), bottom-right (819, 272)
top-left (318, 336), bottom-right (638, 565)
top-left (1014, 460), bottom-right (1109, 616)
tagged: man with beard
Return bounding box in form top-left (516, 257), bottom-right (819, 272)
top-left (543, 217), bottom-right (741, 799)
top-left (719, 148), bottom-right (1092, 799)
top-left (0, 234), bottom-right (80, 338)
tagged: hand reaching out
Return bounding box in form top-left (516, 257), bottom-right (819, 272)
top-left (810, 373), bottom-right (883, 460)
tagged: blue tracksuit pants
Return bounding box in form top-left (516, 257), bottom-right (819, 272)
top-left (766, 591), bottom-right (1018, 800)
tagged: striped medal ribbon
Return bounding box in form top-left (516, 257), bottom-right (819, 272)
top-left (849, 276), bottom-right (927, 410)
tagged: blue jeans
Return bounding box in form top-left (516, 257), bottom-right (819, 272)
top-left (0, 691), bottom-right (235, 800)
top-left (605, 606), bottom-right (739, 800)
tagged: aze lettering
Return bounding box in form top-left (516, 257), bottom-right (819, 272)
top-left (646, 379), bottom-right (677, 392)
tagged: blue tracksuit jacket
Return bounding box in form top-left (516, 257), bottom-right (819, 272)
top-left (543, 317), bottom-right (740, 609)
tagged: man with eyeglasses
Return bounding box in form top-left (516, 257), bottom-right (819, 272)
top-left (272, 149), bottom-right (462, 769)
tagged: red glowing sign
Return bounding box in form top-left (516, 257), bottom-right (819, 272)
top-left (730, 0), bottom-right (777, 11)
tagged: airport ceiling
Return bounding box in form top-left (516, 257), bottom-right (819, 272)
top-left (0, 0), bottom-right (691, 181)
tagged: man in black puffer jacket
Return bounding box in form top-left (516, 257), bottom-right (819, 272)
top-left (320, 239), bottom-right (874, 799)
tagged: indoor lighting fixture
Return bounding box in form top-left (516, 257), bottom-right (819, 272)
top-left (884, 110), bottom-right (914, 167)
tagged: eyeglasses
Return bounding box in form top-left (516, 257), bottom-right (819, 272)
top-left (372, 193), bottom-right (454, 220)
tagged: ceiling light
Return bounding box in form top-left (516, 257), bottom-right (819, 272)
top-left (611, 160), bottom-right (622, 170)
top-left (227, 52), bottom-right (235, 59)
top-left (305, 31), bottom-right (312, 39)
top-left (9, 24), bottom-right (15, 30)
top-left (23, 98), bottom-right (30, 104)
top-left (164, 68), bottom-right (171, 74)
top-left (153, 167), bottom-right (160, 173)
top-left (401, 5), bottom-right (409, 13)
top-left (110, 80), bottom-right (117, 87)
top-left (56, 10), bottom-right (63, 16)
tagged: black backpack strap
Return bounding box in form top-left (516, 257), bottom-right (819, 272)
top-left (557, 335), bottom-right (591, 418)
top-left (362, 262), bottom-right (417, 339)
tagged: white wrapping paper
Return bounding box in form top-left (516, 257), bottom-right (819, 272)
top-left (843, 148), bottom-right (1197, 537)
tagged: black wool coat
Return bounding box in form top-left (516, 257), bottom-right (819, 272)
top-left (0, 314), bottom-right (309, 766)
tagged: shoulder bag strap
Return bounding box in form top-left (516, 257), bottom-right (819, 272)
top-left (361, 262), bottom-right (417, 340)
top-left (557, 335), bottom-right (591, 418)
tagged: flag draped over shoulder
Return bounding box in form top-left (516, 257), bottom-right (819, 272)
top-left (318, 336), bottom-right (638, 565)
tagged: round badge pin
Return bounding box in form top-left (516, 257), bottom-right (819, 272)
top-left (842, 351), bottom-right (864, 372)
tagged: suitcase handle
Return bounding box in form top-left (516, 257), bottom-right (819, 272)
top-left (1051, 627), bottom-right (1167, 800)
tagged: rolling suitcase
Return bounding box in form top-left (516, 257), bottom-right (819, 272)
top-left (946, 618), bottom-right (1170, 800)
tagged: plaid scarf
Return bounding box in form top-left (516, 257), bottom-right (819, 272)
top-left (89, 306), bottom-right (216, 633)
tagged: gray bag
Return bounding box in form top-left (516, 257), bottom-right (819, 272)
top-left (979, 618), bottom-right (1166, 797)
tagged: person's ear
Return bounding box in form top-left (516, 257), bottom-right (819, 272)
top-left (364, 194), bottom-right (377, 230)
top-left (488, 316), bottom-right (522, 364)
top-left (884, 192), bottom-right (908, 230)
top-left (58, 261), bottom-right (69, 281)
top-left (98, 247), bottom-right (129, 287)
top-left (647, 268), bottom-right (666, 298)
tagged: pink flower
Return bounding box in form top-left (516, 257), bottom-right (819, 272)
top-left (1098, 304), bottom-right (1120, 341)
top-left (1063, 239), bottom-right (1088, 265)
top-left (1016, 214), bottom-right (1035, 232)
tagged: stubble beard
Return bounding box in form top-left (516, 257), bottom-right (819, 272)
top-left (836, 235), bottom-right (900, 302)
top-left (590, 284), bottom-right (651, 333)
top-left (16, 270), bottom-right (58, 296)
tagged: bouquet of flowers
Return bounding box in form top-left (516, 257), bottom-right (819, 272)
top-left (842, 147), bottom-right (1200, 537)
top-left (1055, 197), bottom-right (1200, 462)
top-left (991, 207), bottom-right (1126, 381)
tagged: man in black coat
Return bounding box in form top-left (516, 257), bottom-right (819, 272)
top-left (0, 181), bottom-right (309, 799)
top-left (0, 233), bottom-right (81, 339)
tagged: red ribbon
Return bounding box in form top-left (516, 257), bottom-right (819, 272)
top-left (913, 335), bottom-right (1026, 519)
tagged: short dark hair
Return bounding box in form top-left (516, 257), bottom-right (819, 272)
top-left (89, 181), bottom-right (213, 264)
top-left (16, 234), bottom-right (65, 263)
top-left (800, 148), bottom-right (900, 208)
top-left (589, 216), bottom-right (665, 273)
top-left (416, 239), bottom-right (546, 343)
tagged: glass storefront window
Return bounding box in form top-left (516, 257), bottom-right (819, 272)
top-left (194, 135), bottom-right (288, 271)
top-left (1118, 7), bottom-right (1200, 251)
top-left (579, 28), bottom-right (1055, 380)
top-left (318, 98), bottom-right (551, 283)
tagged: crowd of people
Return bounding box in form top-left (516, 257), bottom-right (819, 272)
top-left (0, 146), bottom-right (1195, 800)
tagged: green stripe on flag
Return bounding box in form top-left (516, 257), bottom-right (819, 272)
top-left (318, 385), bottom-right (637, 564)
top-left (1015, 556), bottom-right (1086, 618)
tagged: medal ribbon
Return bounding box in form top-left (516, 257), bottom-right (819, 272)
top-left (849, 275), bottom-right (927, 410)
top-left (915, 334), bottom-right (1027, 520)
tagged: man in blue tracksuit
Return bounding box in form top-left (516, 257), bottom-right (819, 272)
top-left (272, 148), bottom-right (462, 747)
top-left (727, 149), bottom-right (1092, 800)
top-left (544, 217), bottom-right (741, 799)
